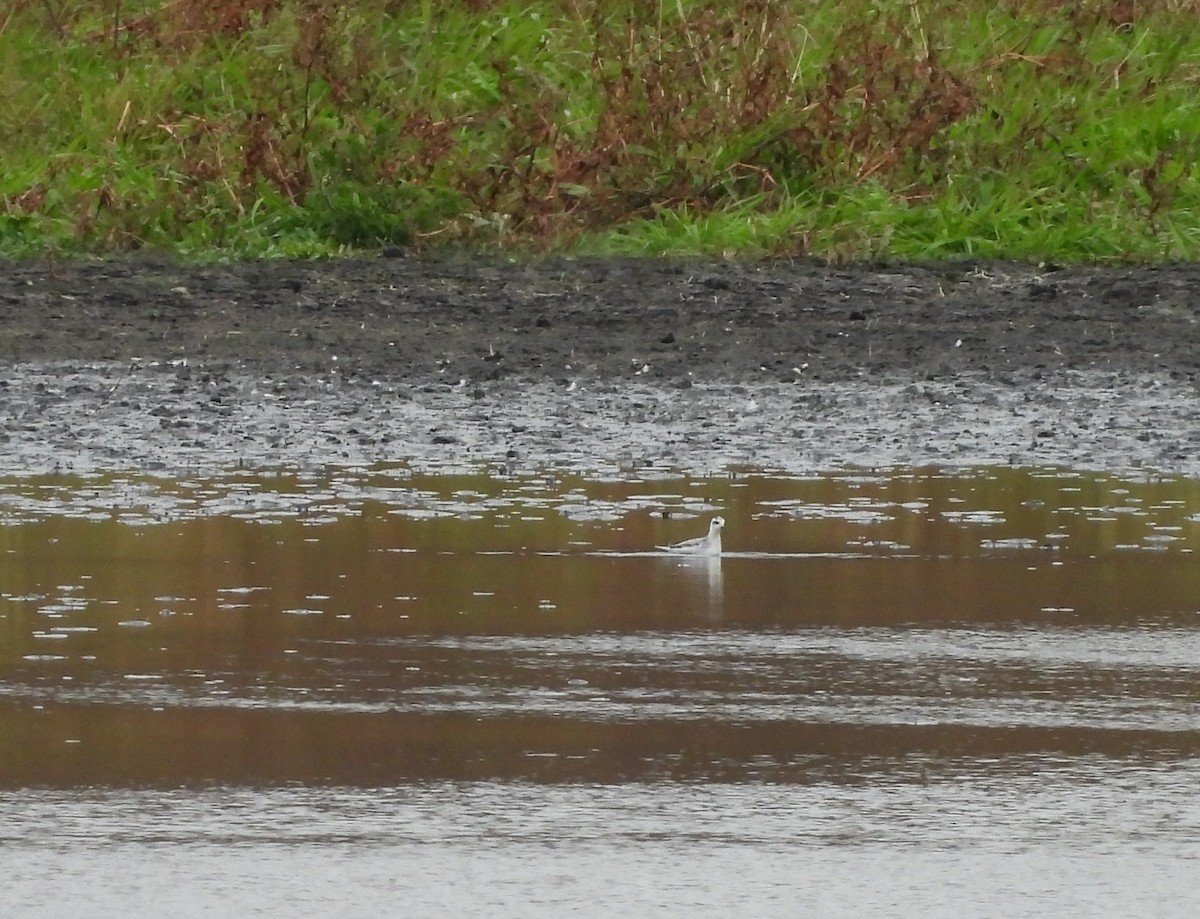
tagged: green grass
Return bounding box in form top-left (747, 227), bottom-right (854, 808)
top-left (4, 0), bottom-right (1200, 261)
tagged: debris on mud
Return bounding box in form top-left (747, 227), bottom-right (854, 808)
top-left (0, 257), bottom-right (1197, 476)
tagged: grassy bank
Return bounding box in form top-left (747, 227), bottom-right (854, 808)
top-left (4, 0), bottom-right (1200, 261)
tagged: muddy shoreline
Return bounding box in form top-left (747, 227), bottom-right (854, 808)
top-left (1, 256), bottom-right (1198, 477)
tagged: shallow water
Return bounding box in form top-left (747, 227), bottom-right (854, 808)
top-left (5, 772), bottom-right (1199, 919)
top-left (2, 466), bottom-right (1199, 916)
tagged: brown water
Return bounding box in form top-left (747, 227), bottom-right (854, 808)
top-left (2, 466), bottom-right (1200, 917)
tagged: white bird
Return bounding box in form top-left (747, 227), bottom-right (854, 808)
top-left (659, 516), bottom-right (724, 557)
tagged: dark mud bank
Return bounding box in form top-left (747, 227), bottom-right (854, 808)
top-left (1, 256), bottom-right (1198, 476)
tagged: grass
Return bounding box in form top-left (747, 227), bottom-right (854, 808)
top-left (4, 0), bottom-right (1200, 261)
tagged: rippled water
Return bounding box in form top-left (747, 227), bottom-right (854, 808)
top-left (5, 771), bottom-right (1199, 918)
top-left (2, 466), bottom-right (1199, 916)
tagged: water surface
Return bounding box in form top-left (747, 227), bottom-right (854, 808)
top-left (2, 465), bottom-right (1198, 916)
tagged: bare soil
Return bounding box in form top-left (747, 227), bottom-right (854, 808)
top-left (1, 255), bottom-right (1198, 477)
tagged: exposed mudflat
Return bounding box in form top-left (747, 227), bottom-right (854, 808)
top-left (1, 256), bottom-right (1198, 476)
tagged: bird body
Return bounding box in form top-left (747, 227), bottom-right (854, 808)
top-left (659, 516), bottom-right (724, 556)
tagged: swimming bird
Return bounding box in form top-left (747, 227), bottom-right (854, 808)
top-left (659, 516), bottom-right (724, 556)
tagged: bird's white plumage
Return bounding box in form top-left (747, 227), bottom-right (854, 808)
top-left (658, 516), bottom-right (724, 556)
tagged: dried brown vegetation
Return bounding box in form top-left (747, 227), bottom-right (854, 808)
top-left (5, 0), bottom-right (1200, 257)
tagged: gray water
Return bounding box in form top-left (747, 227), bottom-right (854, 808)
top-left (2, 466), bottom-right (1199, 917)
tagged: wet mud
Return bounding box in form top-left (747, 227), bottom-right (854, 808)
top-left (1, 256), bottom-right (1198, 475)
